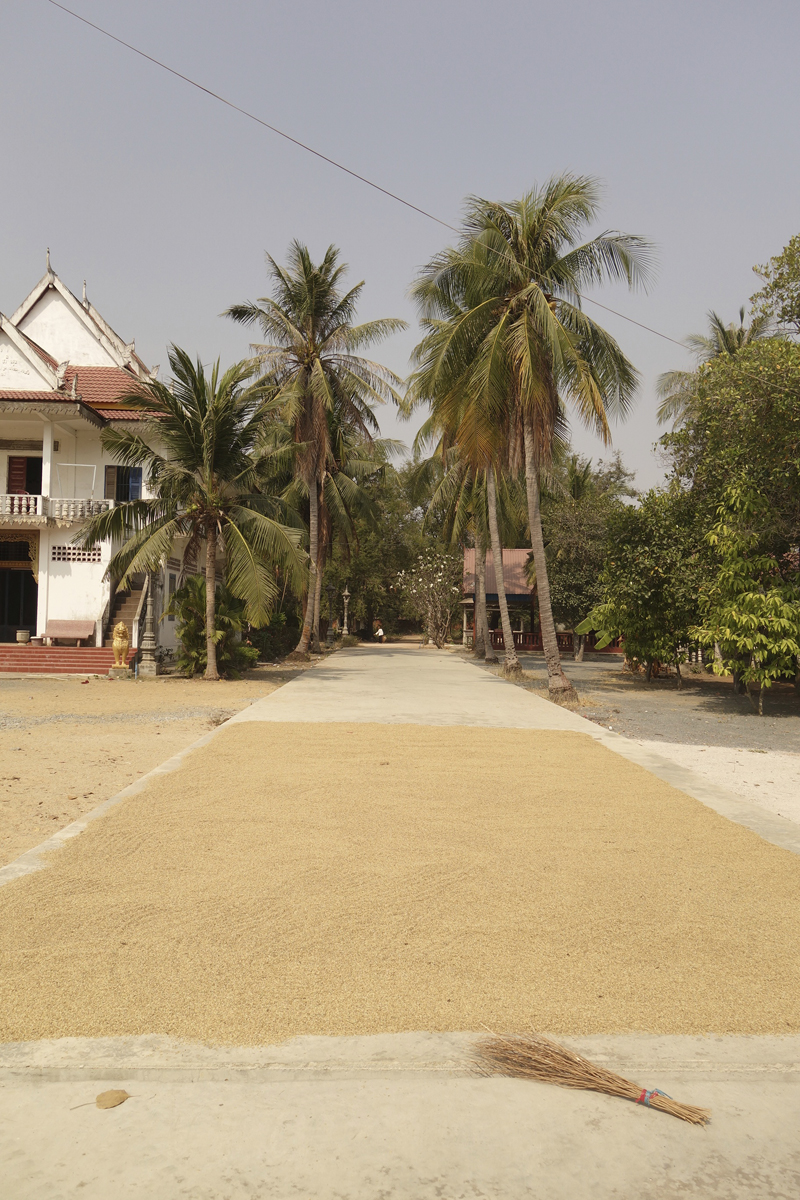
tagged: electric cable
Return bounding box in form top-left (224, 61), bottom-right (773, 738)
top-left (42, 0), bottom-right (785, 381)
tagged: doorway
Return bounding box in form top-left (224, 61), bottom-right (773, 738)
top-left (0, 568), bottom-right (38, 642)
top-left (6, 456), bottom-right (43, 495)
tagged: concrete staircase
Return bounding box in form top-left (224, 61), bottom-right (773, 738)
top-left (0, 646), bottom-right (135, 674)
top-left (103, 585), bottom-right (144, 647)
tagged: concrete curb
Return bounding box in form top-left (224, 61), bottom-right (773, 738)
top-left (1, 1032), bottom-right (798, 1084)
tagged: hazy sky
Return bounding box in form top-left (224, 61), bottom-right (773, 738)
top-left (3, 0), bottom-right (799, 487)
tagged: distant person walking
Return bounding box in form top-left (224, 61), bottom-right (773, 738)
top-left (375, 625), bottom-right (385, 643)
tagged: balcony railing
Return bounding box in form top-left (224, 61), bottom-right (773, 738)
top-left (48, 497), bottom-right (113, 521)
top-left (0, 493), bottom-right (44, 518)
top-left (0, 495), bottom-right (113, 521)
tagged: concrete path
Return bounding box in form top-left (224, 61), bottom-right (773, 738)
top-left (3, 646), bottom-right (799, 1199)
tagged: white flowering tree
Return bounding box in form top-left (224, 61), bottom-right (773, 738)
top-left (396, 547), bottom-right (463, 647)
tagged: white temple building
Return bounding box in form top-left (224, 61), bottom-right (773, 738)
top-left (0, 258), bottom-right (179, 665)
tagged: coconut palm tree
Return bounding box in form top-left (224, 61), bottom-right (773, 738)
top-left (409, 436), bottom-right (527, 663)
top-left (656, 307), bottom-right (773, 426)
top-left (225, 242), bottom-right (406, 655)
top-left (409, 176), bottom-right (652, 696)
top-left (77, 346), bottom-right (305, 680)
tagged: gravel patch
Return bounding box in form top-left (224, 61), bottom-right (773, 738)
top-left (1, 721), bottom-right (798, 1044)
top-left (476, 653), bottom-right (800, 753)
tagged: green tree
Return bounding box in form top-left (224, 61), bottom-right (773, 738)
top-left (323, 465), bottom-right (426, 638)
top-left (663, 339), bottom-right (800, 544)
top-left (751, 234), bottom-right (800, 336)
top-left (408, 443), bottom-right (526, 662)
top-left (693, 487), bottom-right (800, 714)
top-left (165, 575), bottom-right (259, 677)
top-left (577, 488), bottom-right (704, 684)
top-left (409, 176), bottom-right (651, 694)
top-left (225, 242), bottom-right (406, 655)
top-left (540, 454), bottom-right (636, 658)
top-left (78, 347), bottom-right (305, 680)
top-left (656, 308), bottom-right (773, 426)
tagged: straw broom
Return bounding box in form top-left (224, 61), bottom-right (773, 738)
top-left (476, 1032), bottom-right (710, 1126)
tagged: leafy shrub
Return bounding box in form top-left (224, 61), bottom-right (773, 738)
top-left (245, 612), bottom-right (298, 661)
top-left (164, 575), bottom-right (259, 677)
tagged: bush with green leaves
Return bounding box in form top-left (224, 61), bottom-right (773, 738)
top-left (577, 488), bottom-right (704, 681)
top-left (693, 487), bottom-right (800, 713)
top-left (245, 611), bottom-right (298, 662)
top-left (165, 575), bottom-right (259, 677)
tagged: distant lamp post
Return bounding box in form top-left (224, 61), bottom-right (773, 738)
top-left (342, 585), bottom-right (351, 637)
top-left (326, 582), bottom-right (335, 646)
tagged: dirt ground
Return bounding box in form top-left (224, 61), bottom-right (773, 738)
top-left (1, 721), bottom-right (798, 1045)
top-left (514, 654), bottom-right (800, 752)
top-left (0, 667), bottom-right (304, 867)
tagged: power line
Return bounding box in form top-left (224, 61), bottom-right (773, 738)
top-left (46, 0), bottom-right (687, 352)
top-left (576, 298), bottom-right (685, 348)
top-left (44, 0), bottom-right (456, 233)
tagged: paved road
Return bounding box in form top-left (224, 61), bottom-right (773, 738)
top-left (2, 646), bottom-right (798, 1199)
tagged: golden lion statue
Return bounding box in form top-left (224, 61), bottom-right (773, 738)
top-left (112, 621), bottom-right (130, 667)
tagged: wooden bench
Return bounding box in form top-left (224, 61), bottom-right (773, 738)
top-left (44, 620), bottom-right (97, 647)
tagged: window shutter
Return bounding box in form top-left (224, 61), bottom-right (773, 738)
top-left (129, 468), bottom-right (142, 500)
top-left (7, 457), bottom-right (28, 494)
top-left (104, 466), bottom-right (117, 500)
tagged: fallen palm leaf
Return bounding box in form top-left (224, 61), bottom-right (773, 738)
top-left (476, 1032), bottom-right (710, 1125)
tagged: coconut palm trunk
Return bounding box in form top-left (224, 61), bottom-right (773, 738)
top-left (486, 466), bottom-right (521, 677)
top-left (473, 542), bottom-right (486, 657)
top-left (204, 521), bottom-right (219, 681)
top-left (477, 537), bottom-right (497, 663)
top-left (522, 416), bottom-right (574, 697)
top-left (295, 479), bottom-right (319, 655)
top-left (311, 525), bottom-right (324, 652)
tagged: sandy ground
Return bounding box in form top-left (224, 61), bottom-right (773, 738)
top-left (1, 721), bottom-right (799, 1044)
top-left (0, 668), bottom-right (302, 866)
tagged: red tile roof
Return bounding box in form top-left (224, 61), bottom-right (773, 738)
top-left (0, 390), bottom-right (75, 401)
top-left (463, 548), bottom-right (533, 596)
top-left (62, 366), bottom-right (146, 409)
top-left (94, 408), bottom-right (148, 420)
top-left (19, 332), bottom-right (59, 370)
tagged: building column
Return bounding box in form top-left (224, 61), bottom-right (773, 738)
top-left (41, 420), bottom-right (53, 498)
top-left (36, 527), bottom-right (50, 637)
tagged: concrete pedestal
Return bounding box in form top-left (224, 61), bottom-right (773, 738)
top-left (108, 666), bottom-right (133, 680)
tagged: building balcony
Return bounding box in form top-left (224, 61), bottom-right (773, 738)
top-left (47, 497), bottom-right (113, 522)
top-left (0, 495), bottom-right (113, 524)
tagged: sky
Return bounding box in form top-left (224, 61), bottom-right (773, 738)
top-left (2, 0), bottom-right (799, 488)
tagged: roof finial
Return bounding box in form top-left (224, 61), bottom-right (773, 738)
top-left (46, 247), bottom-right (51, 272)
top-left (83, 279), bottom-right (87, 304)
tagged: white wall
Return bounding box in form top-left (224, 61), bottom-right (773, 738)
top-left (44, 535), bottom-right (111, 627)
top-left (0, 330), bottom-right (54, 389)
top-left (18, 291), bottom-right (118, 368)
top-left (50, 425), bottom-right (105, 500)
